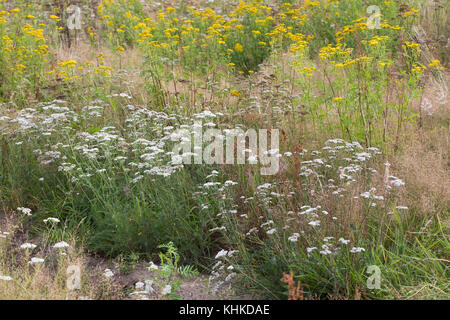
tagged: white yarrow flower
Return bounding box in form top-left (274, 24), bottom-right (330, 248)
top-left (350, 247), bottom-right (365, 253)
top-left (17, 207), bottom-right (32, 216)
top-left (308, 220), bottom-right (321, 227)
top-left (288, 233), bottom-right (299, 242)
top-left (0, 275), bottom-right (13, 281)
top-left (307, 247), bottom-right (317, 253)
top-left (103, 269), bottom-right (114, 278)
top-left (20, 243), bottom-right (37, 249)
top-left (215, 249), bottom-right (228, 259)
top-left (28, 257), bottom-right (45, 264)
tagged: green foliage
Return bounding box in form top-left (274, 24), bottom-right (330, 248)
top-left (98, 0), bottom-right (146, 47)
top-left (149, 242), bottom-right (199, 300)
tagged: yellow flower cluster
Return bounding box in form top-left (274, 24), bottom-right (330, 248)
top-left (51, 55), bottom-right (114, 83)
top-left (319, 44), bottom-right (353, 61)
top-left (1, 20), bottom-right (50, 75)
top-left (402, 8), bottom-right (419, 18)
top-left (98, 0), bottom-right (316, 74)
top-left (362, 35), bottom-right (390, 47)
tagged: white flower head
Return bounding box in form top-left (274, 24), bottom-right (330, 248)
top-left (307, 247), bottom-right (317, 253)
top-left (43, 217), bottom-right (60, 223)
top-left (17, 207), bottom-right (32, 216)
top-left (288, 233), bottom-right (300, 242)
top-left (20, 243), bottom-right (37, 250)
top-left (227, 250), bottom-right (238, 257)
top-left (350, 247), bottom-right (365, 253)
top-left (308, 220), bottom-right (321, 227)
top-left (103, 268), bottom-right (114, 278)
top-left (0, 275), bottom-right (13, 281)
top-left (215, 249), bottom-right (228, 259)
top-left (320, 249), bottom-right (332, 255)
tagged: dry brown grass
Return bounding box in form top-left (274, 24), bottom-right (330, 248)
top-left (394, 128), bottom-right (449, 215)
top-left (417, 0), bottom-right (449, 68)
top-left (393, 74), bottom-right (449, 216)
